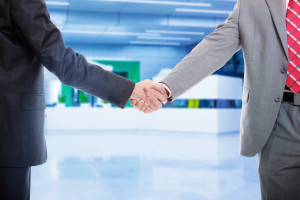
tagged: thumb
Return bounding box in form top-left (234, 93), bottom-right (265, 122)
top-left (154, 83), bottom-right (168, 98)
top-left (143, 87), bottom-right (151, 97)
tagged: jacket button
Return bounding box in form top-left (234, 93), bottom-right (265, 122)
top-left (281, 67), bottom-right (286, 73)
top-left (275, 96), bottom-right (281, 102)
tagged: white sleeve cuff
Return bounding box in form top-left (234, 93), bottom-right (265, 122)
top-left (160, 83), bottom-right (172, 98)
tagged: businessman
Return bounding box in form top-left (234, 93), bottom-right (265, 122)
top-left (133, 0), bottom-right (300, 199)
top-left (0, 0), bottom-right (167, 199)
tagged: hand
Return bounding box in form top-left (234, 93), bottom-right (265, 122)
top-left (131, 88), bottom-right (167, 113)
top-left (144, 82), bottom-right (169, 99)
top-left (130, 80), bottom-right (168, 113)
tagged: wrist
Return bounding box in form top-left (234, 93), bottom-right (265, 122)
top-left (130, 83), bottom-right (138, 100)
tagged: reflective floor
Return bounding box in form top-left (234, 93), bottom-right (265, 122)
top-left (31, 130), bottom-right (260, 200)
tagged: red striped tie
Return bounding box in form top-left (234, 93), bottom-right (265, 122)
top-left (286, 0), bottom-right (300, 93)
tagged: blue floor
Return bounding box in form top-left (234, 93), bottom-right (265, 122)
top-left (31, 130), bottom-right (260, 200)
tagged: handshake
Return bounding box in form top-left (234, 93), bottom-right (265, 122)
top-left (129, 79), bottom-right (170, 114)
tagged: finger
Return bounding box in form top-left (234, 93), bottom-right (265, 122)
top-left (130, 99), bottom-right (138, 106)
top-left (143, 87), bottom-right (151, 97)
top-left (148, 103), bottom-right (158, 111)
top-left (148, 97), bottom-right (161, 111)
top-left (147, 98), bottom-right (159, 111)
top-left (140, 103), bottom-right (149, 113)
top-left (143, 80), bottom-right (158, 97)
top-left (144, 106), bottom-right (152, 114)
top-left (153, 99), bottom-right (162, 110)
top-left (151, 89), bottom-right (167, 104)
top-left (154, 83), bottom-right (169, 98)
top-left (144, 107), bottom-right (149, 114)
top-left (135, 100), bottom-right (144, 111)
top-left (146, 107), bottom-right (153, 114)
top-left (149, 89), bottom-right (164, 109)
top-left (150, 95), bottom-right (162, 110)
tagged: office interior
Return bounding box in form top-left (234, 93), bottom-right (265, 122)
top-left (32, 0), bottom-right (260, 199)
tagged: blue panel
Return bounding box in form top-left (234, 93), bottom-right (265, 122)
top-left (122, 3), bottom-right (175, 15)
top-left (64, 0), bottom-right (237, 16)
top-left (48, 10), bottom-right (68, 26)
top-left (169, 16), bottom-right (219, 28)
top-left (69, 0), bottom-right (125, 12)
top-left (47, 0), bottom-right (238, 46)
top-left (46, 0), bottom-right (70, 11)
top-left (68, 11), bottom-right (118, 26)
top-left (65, 43), bottom-right (190, 79)
top-left (62, 24), bottom-right (107, 32)
top-left (62, 33), bottom-right (99, 44)
top-left (65, 43), bottom-right (97, 57)
top-left (121, 14), bottom-right (168, 26)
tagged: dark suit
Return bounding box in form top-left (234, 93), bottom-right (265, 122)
top-left (0, 0), bottom-right (135, 198)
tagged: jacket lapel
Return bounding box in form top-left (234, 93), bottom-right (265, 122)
top-left (265, 0), bottom-right (288, 59)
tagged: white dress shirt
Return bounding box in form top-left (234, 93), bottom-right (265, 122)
top-left (286, 0), bottom-right (289, 10)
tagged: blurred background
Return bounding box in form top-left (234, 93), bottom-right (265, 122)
top-left (32, 0), bottom-right (260, 199)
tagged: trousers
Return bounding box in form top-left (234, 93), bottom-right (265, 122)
top-left (0, 167), bottom-right (31, 200)
top-left (259, 102), bottom-right (300, 200)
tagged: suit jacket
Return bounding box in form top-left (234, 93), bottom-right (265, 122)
top-left (0, 0), bottom-right (135, 167)
top-left (161, 0), bottom-right (289, 157)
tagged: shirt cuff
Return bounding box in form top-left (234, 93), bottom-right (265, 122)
top-left (160, 82), bottom-right (172, 98)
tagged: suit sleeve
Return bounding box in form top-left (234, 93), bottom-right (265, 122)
top-left (161, 0), bottom-right (241, 101)
top-left (10, 0), bottom-right (135, 109)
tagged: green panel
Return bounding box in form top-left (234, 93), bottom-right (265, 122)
top-left (79, 91), bottom-right (90, 103)
top-left (58, 60), bottom-right (140, 107)
top-left (93, 60), bottom-right (140, 107)
top-left (58, 84), bottom-right (73, 107)
top-left (93, 60), bottom-right (140, 83)
top-left (188, 99), bottom-right (200, 109)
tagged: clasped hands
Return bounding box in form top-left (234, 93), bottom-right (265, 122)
top-left (130, 79), bottom-right (169, 113)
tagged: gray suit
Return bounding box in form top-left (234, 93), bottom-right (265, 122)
top-left (162, 0), bottom-right (288, 157)
top-left (161, 0), bottom-right (300, 199)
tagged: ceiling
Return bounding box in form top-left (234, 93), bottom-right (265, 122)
top-left (47, 0), bottom-right (237, 46)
